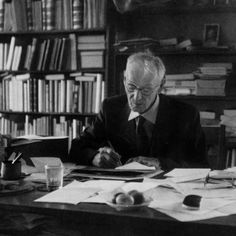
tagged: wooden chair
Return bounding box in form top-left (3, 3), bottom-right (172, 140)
top-left (203, 125), bottom-right (226, 170)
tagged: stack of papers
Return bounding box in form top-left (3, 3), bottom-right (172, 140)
top-left (164, 168), bottom-right (210, 183)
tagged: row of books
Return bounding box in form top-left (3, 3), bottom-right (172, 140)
top-left (220, 109), bottom-right (236, 137)
top-left (225, 148), bottom-right (236, 168)
top-left (0, 0), bottom-right (106, 32)
top-left (0, 35), bottom-right (77, 71)
top-left (200, 111), bottom-right (219, 126)
top-left (0, 114), bottom-right (94, 148)
top-left (0, 73), bottom-right (105, 113)
top-left (77, 35), bottom-right (106, 69)
top-left (162, 62), bottom-right (232, 96)
top-left (163, 78), bottom-right (227, 96)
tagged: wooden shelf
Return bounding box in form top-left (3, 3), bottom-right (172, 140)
top-left (0, 28), bottom-right (106, 36)
top-left (169, 95), bottom-right (236, 101)
top-left (127, 5), bottom-right (236, 16)
top-left (115, 49), bottom-right (236, 56)
top-left (0, 111), bottom-right (98, 117)
top-left (0, 69), bottom-right (106, 74)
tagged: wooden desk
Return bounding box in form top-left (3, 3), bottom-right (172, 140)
top-left (0, 186), bottom-right (236, 236)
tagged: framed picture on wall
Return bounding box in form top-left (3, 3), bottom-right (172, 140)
top-left (203, 24), bottom-right (220, 47)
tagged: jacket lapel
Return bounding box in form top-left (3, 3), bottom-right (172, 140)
top-left (150, 95), bottom-right (176, 155)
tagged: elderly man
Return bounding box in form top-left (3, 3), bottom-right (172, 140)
top-left (69, 52), bottom-right (207, 170)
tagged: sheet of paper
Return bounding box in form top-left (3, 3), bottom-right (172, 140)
top-left (156, 207), bottom-right (227, 222)
top-left (31, 157), bottom-right (62, 172)
top-left (143, 178), bottom-right (187, 194)
top-left (24, 172), bottom-right (46, 183)
top-left (116, 162), bottom-right (156, 170)
top-left (22, 164), bottom-right (38, 175)
top-left (165, 168), bottom-right (210, 183)
top-left (121, 181), bottom-right (159, 192)
top-left (148, 186), bottom-right (235, 222)
top-left (35, 187), bottom-right (100, 204)
top-left (84, 180), bottom-right (159, 204)
top-left (165, 168), bottom-right (210, 177)
top-left (65, 179), bottom-right (125, 191)
top-left (186, 187), bottom-right (236, 199)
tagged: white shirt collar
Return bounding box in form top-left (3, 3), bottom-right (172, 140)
top-left (128, 95), bottom-right (159, 124)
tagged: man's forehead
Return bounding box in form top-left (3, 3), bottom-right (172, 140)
top-left (126, 60), bottom-right (157, 80)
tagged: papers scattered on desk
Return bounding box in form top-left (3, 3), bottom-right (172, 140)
top-left (148, 185), bottom-right (236, 222)
top-left (23, 161), bottom-right (76, 183)
top-left (115, 162), bottom-right (156, 171)
top-left (165, 168), bottom-right (210, 183)
top-left (209, 169), bottom-right (236, 179)
top-left (35, 180), bottom-right (101, 204)
top-left (31, 157), bottom-right (62, 172)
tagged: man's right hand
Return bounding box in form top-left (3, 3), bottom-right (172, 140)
top-left (92, 147), bottom-right (122, 168)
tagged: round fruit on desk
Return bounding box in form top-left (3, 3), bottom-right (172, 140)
top-left (128, 190), bottom-right (145, 204)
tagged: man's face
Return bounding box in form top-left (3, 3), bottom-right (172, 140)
top-left (124, 61), bottom-right (161, 114)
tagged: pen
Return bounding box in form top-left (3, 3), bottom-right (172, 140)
top-left (107, 140), bottom-right (115, 151)
top-left (107, 140), bottom-right (122, 166)
top-left (12, 152), bottom-right (23, 165)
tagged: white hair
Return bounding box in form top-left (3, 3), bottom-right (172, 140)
top-left (126, 52), bottom-right (166, 82)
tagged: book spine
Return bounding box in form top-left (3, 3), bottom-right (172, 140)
top-left (41, 0), bottom-right (47, 30)
top-left (45, 0), bottom-right (54, 30)
top-left (72, 0), bottom-right (83, 29)
top-left (26, 0), bottom-right (33, 31)
top-left (0, 0), bottom-right (4, 31)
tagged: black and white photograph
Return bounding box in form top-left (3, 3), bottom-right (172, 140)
top-left (203, 23), bottom-right (220, 47)
top-left (0, 0), bottom-right (235, 235)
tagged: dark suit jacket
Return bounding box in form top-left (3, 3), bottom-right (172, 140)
top-left (69, 94), bottom-right (208, 170)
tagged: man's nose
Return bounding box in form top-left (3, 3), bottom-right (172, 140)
top-left (133, 89), bottom-right (143, 101)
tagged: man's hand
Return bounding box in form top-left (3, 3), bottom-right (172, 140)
top-left (92, 147), bottom-right (122, 168)
top-left (126, 156), bottom-right (161, 169)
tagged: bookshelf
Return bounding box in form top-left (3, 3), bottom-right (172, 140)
top-left (109, 1), bottom-right (236, 167)
top-left (0, 0), bottom-right (110, 146)
top-left (109, 2), bottom-right (236, 113)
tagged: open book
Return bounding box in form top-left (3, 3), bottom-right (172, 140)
top-left (69, 162), bottom-right (163, 181)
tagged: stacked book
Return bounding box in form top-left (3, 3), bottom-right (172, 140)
top-left (162, 73), bottom-right (196, 95)
top-left (114, 37), bottom-right (159, 53)
top-left (78, 35), bottom-right (105, 68)
top-left (0, 73), bottom-right (104, 114)
top-left (0, 35), bottom-right (77, 71)
top-left (159, 37), bottom-right (192, 51)
top-left (0, 0), bottom-right (106, 32)
top-left (200, 111), bottom-right (219, 126)
top-left (219, 109), bottom-right (236, 168)
top-left (114, 37), bottom-right (192, 53)
top-left (195, 63), bottom-right (232, 96)
top-left (220, 109), bottom-right (236, 137)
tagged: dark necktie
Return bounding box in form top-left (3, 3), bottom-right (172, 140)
top-left (136, 116), bottom-right (149, 156)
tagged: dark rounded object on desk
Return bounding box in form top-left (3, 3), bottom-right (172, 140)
top-left (182, 194), bottom-right (202, 210)
top-left (0, 161), bottom-right (21, 180)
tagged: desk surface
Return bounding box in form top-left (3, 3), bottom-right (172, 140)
top-left (0, 184), bottom-right (236, 236)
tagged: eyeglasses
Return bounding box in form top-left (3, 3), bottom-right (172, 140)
top-left (125, 85), bottom-right (159, 97)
